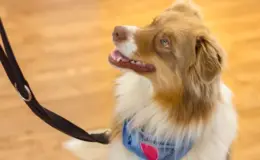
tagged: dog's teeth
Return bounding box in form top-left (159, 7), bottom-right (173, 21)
top-left (116, 57), bottom-right (122, 62)
top-left (136, 61), bottom-right (142, 65)
top-left (131, 60), bottom-right (135, 64)
top-left (121, 58), bottom-right (128, 62)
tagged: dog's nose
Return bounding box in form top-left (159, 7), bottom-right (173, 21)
top-left (113, 26), bottom-right (127, 42)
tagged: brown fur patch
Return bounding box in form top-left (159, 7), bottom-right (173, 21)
top-left (132, 2), bottom-right (224, 126)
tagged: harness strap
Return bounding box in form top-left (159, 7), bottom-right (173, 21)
top-left (0, 18), bottom-right (110, 144)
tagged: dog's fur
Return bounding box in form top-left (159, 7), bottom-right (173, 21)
top-left (65, 1), bottom-right (237, 160)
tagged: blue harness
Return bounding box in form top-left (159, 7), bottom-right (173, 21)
top-left (122, 120), bottom-right (193, 160)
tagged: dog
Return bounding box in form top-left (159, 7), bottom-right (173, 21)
top-left (65, 0), bottom-right (238, 159)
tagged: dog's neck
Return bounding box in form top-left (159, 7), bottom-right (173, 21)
top-left (153, 77), bottom-right (220, 127)
top-left (114, 72), bottom-right (219, 142)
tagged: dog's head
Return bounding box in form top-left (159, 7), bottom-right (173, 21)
top-left (109, 0), bottom-right (225, 120)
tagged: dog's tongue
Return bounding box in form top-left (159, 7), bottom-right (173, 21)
top-left (110, 50), bottom-right (130, 62)
top-left (108, 49), bottom-right (156, 72)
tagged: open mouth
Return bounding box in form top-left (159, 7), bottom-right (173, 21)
top-left (108, 49), bottom-right (156, 72)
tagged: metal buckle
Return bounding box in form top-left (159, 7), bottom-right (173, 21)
top-left (14, 83), bottom-right (32, 102)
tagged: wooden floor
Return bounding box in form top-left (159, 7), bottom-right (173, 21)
top-left (0, 0), bottom-right (259, 159)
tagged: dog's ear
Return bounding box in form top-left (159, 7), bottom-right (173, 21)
top-left (170, 0), bottom-right (202, 18)
top-left (194, 35), bottom-right (223, 83)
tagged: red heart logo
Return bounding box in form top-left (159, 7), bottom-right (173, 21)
top-left (140, 143), bottom-right (159, 160)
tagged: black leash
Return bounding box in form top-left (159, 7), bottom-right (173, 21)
top-left (0, 18), bottom-right (110, 145)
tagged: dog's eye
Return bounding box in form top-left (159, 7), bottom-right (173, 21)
top-left (160, 38), bottom-right (170, 48)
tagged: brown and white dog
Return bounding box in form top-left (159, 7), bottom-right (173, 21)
top-left (65, 1), bottom-right (237, 160)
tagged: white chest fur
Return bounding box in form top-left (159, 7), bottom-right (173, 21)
top-left (114, 72), bottom-right (237, 145)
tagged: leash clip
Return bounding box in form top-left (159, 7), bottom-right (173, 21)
top-left (14, 83), bottom-right (32, 102)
